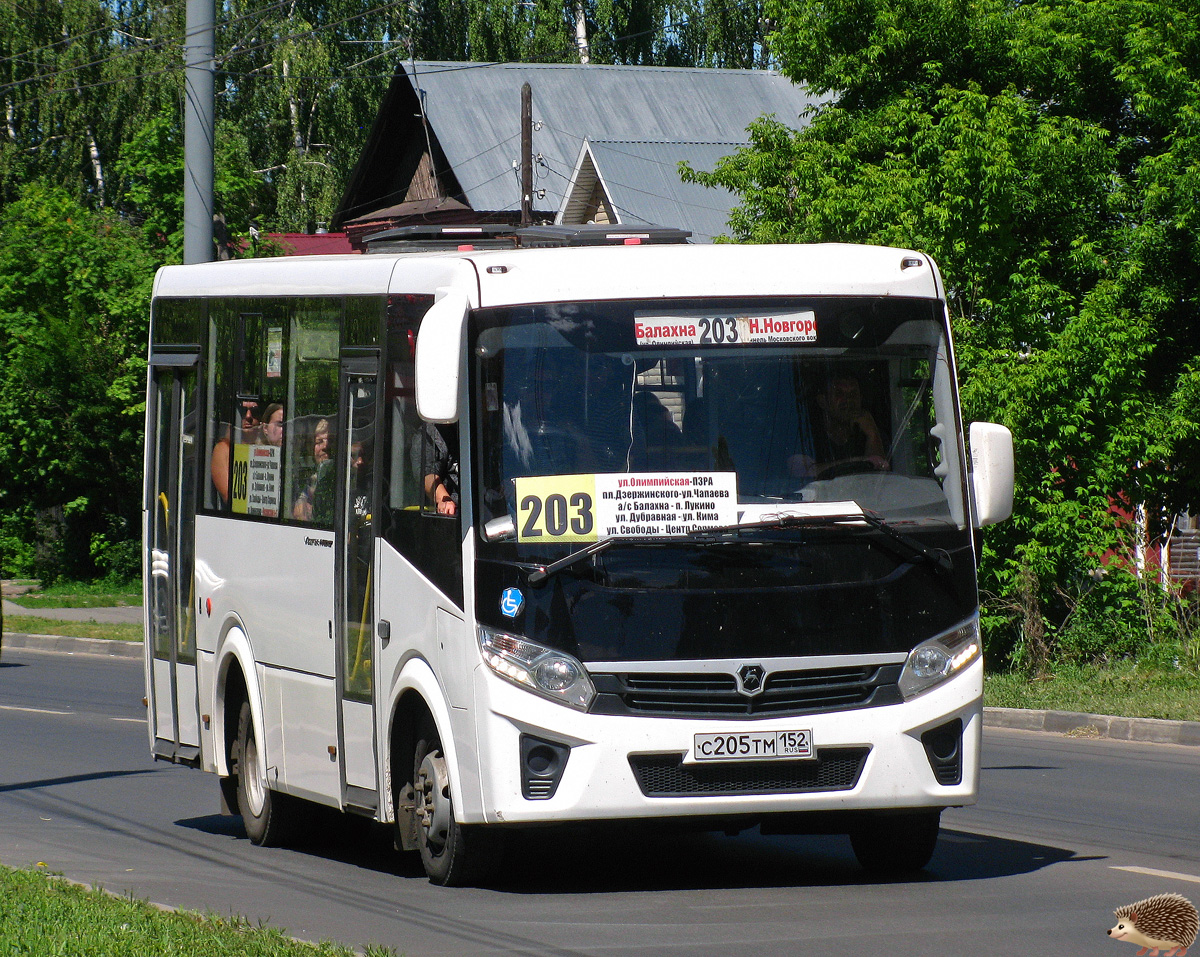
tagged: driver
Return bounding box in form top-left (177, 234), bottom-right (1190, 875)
top-left (791, 374), bottom-right (887, 478)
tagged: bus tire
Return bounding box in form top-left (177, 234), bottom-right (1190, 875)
top-left (849, 809), bottom-right (941, 876)
top-left (413, 718), bottom-right (502, 886)
top-left (235, 701), bottom-right (294, 847)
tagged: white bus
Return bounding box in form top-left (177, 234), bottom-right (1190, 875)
top-left (144, 227), bottom-right (1013, 885)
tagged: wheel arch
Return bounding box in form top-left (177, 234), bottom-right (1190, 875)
top-left (386, 657), bottom-right (464, 847)
top-left (214, 622), bottom-right (263, 780)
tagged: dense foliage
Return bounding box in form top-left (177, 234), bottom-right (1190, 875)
top-left (685, 0), bottom-right (1200, 668)
top-left (0, 184), bottom-right (154, 581)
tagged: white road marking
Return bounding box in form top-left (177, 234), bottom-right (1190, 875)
top-left (0, 705), bottom-right (144, 723)
top-left (1111, 865), bottom-right (1200, 885)
top-left (0, 704), bottom-right (71, 716)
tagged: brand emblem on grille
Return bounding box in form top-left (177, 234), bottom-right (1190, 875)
top-left (736, 664), bottom-right (766, 696)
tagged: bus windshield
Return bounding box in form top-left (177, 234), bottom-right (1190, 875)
top-left (473, 296), bottom-right (966, 555)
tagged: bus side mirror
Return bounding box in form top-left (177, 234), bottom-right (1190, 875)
top-left (969, 421), bottom-right (1014, 527)
top-left (415, 288), bottom-right (469, 423)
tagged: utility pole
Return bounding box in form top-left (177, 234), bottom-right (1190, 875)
top-left (520, 82), bottom-right (533, 228)
top-left (183, 0), bottom-right (215, 263)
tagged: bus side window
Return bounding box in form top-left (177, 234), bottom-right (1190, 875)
top-left (285, 305), bottom-right (339, 527)
top-left (382, 314), bottom-right (463, 605)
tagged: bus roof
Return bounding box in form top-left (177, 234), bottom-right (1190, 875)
top-left (151, 243), bottom-right (944, 306)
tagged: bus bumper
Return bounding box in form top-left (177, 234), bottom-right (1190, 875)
top-left (466, 656), bottom-right (982, 826)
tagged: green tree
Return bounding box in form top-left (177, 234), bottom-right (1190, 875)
top-left (0, 0), bottom-right (181, 209)
top-left (685, 0), bottom-right (1200, 667)
top-left (0, 182), bottom-right (154, 581)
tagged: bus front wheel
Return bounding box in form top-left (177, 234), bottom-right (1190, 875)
top-left (849, 809), bottom-right (941, 876)
top-left (234, 701), bottom-right (295, 846)
top-left (413, 718), bottom-right (502, 886)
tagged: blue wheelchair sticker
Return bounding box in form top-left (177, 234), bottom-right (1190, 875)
top-left (500, 587), bottom-right (525, 618)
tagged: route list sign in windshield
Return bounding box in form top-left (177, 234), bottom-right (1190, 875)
top-left (633, 311), bottom-right (817, 346)
top-left (514, 472), bottom-right (738, 544)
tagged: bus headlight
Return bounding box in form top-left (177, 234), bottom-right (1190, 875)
top-left (898, 617), bottom-right (981, 700)
top-left (478, 626), bottom-right (595, 711)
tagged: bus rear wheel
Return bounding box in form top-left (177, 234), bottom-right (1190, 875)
top-left (413, 719), bottom-right (502, 886)
top-left (234, 701), bottom-right (296, 846)
top-left (849, 809), bottom-right (941, 876)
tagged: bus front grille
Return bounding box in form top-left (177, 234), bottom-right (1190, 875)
top-left (629, 747), bottom-right (869, 797)
top-left (590, 665), bottom-right (903, 719)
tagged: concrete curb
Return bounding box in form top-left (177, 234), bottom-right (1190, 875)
top-left (1, 631), bottom-right (143, 659)
top-left (984, 706), bottom-right (1200, 747)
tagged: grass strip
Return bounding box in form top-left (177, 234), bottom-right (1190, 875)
top-left (985, 662), bottom-right (1200, 722)
top-left (0, 864), bottom-right (396, 957)
top-left (8, 584), bottom-right (142, 609)
top-left (11, 595), bottom-right (142, 609)
top-left (2, 616), bottom-right (143, 643)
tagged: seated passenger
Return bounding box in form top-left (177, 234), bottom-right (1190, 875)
top-left (791, 375), bottom-right (887, 479)
top-left (415, 421), bottom-right (459, 516)
top-left (293, 418), bottom-right (331, 521)
top-left (210, 398), bottom-right (261, 502)
top-left (258, 403), bottom-right (284, 447)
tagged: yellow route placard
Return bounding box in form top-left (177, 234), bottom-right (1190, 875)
top-left (514, 472), bottom-right (738, 544)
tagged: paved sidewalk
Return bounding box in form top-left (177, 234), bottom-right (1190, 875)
top-left (2, 597), bottom-right (142, 625)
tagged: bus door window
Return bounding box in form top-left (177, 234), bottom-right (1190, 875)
top-left (342, 376), bottom-right (377, 702)
top-left (147, 361), bottom-right (200, 758)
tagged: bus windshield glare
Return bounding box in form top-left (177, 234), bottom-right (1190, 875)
top-left (474, 296), bottom-right (966, 552)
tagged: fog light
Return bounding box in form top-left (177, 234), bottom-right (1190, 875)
top-left (520, 734), bottom-right (571, 800)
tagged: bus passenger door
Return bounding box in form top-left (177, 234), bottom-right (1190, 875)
top-left (338, 361), bottom-right (379, 808)
top-left (146, 359), bottom-right (201, 765)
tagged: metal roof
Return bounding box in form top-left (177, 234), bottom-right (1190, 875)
top-left (571, 140), bottom-right (744, 242)
top-left (397, 61), bottom-right (822, 236)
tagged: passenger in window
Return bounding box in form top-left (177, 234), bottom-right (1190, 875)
top-left (210, 398), bottom-right (261, 502)
top-left (292, 418), bottom-right (331, 521)
top-left (791, 375), bottom-right (887, 479)
top-left (416, 422), bottom-right (459, 516)
top-left (259, 403), bottom-right (284, 446)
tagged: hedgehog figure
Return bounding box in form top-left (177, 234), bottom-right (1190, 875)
top-left (1107, 893), bottom-right (1199, 956)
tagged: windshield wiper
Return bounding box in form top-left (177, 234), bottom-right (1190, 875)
top-left (527, 537), bottom-right (621, 584)
top-left (527, 509), bottom-right (953, 585)
top-left (858, 509), bottom-right (954, 575)
top-left (684, 508), bottom-right (954, 574)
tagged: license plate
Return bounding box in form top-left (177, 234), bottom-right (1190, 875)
top-left (693, 729), bottom-right (814, 762)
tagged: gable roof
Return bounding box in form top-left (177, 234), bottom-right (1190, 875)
top-left (333, 61), bottom-right (821, 240)
top-left (561, 139), bottom-right (745, 242)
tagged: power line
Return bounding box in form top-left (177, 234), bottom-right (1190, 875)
top-left (213, 0), bottom-right (411, 69)
top-left (0, 0), bottom-right (185, 70)
top-left (0, 0), bottom-right (316, 99)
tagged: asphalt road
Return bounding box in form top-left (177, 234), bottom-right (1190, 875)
top-left (2, 647), bottom-right (1198, 957)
